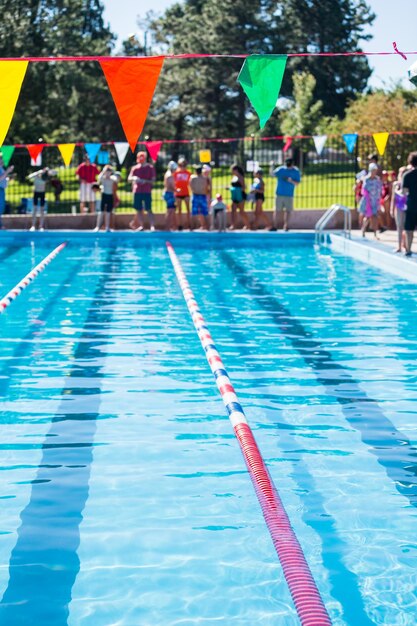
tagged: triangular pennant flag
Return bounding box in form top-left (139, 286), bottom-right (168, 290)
top-left (313, 135), bottom-right (327, 156)
top-left (0, 61), bottom-right (28, 147)
top-left (84, 143), bottom-right (101, 162)
top-left (373, 132), bottom-right (389, 156)
top-left (58, 143), bottom-right (76, 166)
top-left (283, 137), bottom-right (293, 152)
top-left (114, 142), bottom-right (129, 165)
top-left (0, 146), bottom-right (15, 167)
top-left (343, 133), bottom-right (358, 154)
top-left (145, 140), bottom-right (163, 162)
top-left (238, 55), bottom-right (287, 129)
top-left (26, 144), bottom-right (44, 162)
top-left (100, 57), bottom-right (165, 152)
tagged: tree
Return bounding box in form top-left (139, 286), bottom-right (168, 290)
top-left (146, 0), bottom-right (276, 140)
top-left (0, 0), bottom-right (121, 143)
top-left (275, 0), bottom-right (375, 117)
top-left (280, 71), bottom-right (323, 137)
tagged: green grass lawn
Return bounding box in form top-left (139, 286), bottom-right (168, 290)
top-left (5, 164), bottom-right (356, 214)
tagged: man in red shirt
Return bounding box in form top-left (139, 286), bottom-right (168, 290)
top-left (174, 158), bottom-right (192, 230)
top-left (75, 155), bottom-right (100, 214)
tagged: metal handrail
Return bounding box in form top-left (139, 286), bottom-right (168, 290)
top-left (315, 204), bottom-right (351, 244)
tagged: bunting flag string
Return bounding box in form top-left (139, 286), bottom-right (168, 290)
top-left (0, 146), bottom-right (15, 167)
top-left (342, 133), bottom-right (358, 154)
top-left (100, 58), bottom-right (165, 152)
top-left (238, 55), bottom-right (287, 129)
top-left (283, 137), bottom-right (293, 152)
top-left (26, 144), bottom-right (44, 162)
top-left (144, 140), bottom-right (163, 162)
top-left (372, 131), bottom-right (390, 156)
top-left (114, 142), bottom-right (130, 165)
top-left (84, 143), bottom-right (101, 162)
top-left (313, 135), bottom-right (327, 156)
top-left (58, 143), bottom-right (76, 166)
top-left (0, 60), bottom-right (28, 147)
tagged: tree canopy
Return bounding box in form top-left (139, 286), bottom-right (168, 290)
top-left (1, 0), bottom-right (123, 143)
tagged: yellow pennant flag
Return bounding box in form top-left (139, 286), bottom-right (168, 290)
top-left (58, 143), bottom-right (76, 167)
top-left (0, 61), bottom-right (29, 146)
top-left (373, 132), bottom-right (390, 156)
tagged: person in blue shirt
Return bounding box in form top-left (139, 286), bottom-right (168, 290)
top-left (270, 158), bottom-right (301, 231)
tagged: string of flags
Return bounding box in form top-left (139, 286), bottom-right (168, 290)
top-left (0, 53), bottom-right (415, 154)
top-left (0, 131), bottom-right (396, 170)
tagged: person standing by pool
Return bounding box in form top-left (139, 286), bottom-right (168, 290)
top-left (128, 151), bottom-right (156, 231)
top-left (202, 164), bottom-right (212, 206)
top-left (230, 164), bottom-right (249, 230)
top-left (390, 165), bottom-right (409, 253)
top-left (174, 158), bottom-right (192, 230)
top-left (27, 167), bottom-right (49, 231)
top-left (402, 152), bottom-right (417, 256)
top-left (0, 155), bottom-right (13, 229)
top-left (251, 168), bottom-right (270, 230)
top-left (94, 165), bottom-right (117, 232)
top-left (75, 154), bottom-right (99, 214)
top-left (210, 193), bottom-right (227, 232)
top-left (270, 158), bottom-right (301, 231)
top-left (359, 163), bottom-right (382, 238)
top-left (190, 165), bottom-right (209, 230)
top-left (164, 161), bottom-right (177, 231)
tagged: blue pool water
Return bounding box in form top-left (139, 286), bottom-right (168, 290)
top-left (0, 233), bottom-right (416, 625)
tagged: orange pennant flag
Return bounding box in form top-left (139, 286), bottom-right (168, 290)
top-left (0, 61), bottom-right (28, 147)
top-left (58, 143), bottom-right (76, 167)
top-left (373, 132), bottom-right (390, 156)
top-left (100, 57), bottom-right (165, 152)
top-left (26, 144), bottom-right (44, 161)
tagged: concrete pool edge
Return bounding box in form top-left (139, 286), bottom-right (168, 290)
top-left (330, 234), bottom-right (417, 284)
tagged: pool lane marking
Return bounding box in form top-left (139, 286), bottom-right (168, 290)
top-left (221, 251), bottom-right (417, 510)
top-left (166, 241), bottom-right (332, 626)
top-left (0, 250), bottom-right (118, 625)
top-left (0, 242), bottom-right (67, 314)
top-left (203, 262), bottom-right (376, 626)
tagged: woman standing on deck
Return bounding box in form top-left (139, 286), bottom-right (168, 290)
top-left (229, 164), bottom-right (250, 230)
top-left (359, 163), bottom-right (382, 238)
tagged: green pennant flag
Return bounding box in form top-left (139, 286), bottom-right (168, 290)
top-left (238, 55), bottom-right (288, 129)
top-left (0, 145), bottom-right (15, 167)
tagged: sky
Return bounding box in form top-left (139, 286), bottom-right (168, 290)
top-left (102, 0), bottom-right (417, 89)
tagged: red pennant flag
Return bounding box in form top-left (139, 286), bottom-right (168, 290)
top-left (26, 144), bottom-right (45, 161)
top-left (100, 58), bottom-right (165, 152)
top-left (145, 140), bottom-right (163, 161)
top-left (283, 137), bottom-right (293, 152)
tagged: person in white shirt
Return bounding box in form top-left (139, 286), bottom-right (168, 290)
top-left (93, 165), bottom-right (117, 232)
top-left (27, 168), bottom-right (49, 231)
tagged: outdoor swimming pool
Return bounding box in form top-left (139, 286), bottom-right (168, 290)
top-left (0, 232), bottom-right (415, 625)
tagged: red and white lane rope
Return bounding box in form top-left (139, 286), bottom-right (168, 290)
top-left (166, 241), bottom-right (332, 626)
top-left (0, 242), bottom-right (67, 314)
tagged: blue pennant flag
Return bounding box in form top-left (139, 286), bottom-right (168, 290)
top-left (84, 143), bottom-right (101, 162)
top-left (343, 133), bottom-right (358, 154)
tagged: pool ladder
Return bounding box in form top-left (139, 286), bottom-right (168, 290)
top-left (315, 204), bottom-right (352, 245)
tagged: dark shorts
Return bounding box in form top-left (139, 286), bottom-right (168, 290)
top-left (34, 191), bottom-right (46, 207)
top-left (214, 208), bottom-right (225, 217)
top-left (255, 192), bottom-right (264, 201)
top-left (192, 194), bottom-right (208, 216)
top-left (134, 192), bottom-right (152, 212)
top-left (163, 191), bottom-right (176, 210)
top-left (100, 193), bottom-right (114, 213)
top-left (405, 210), bottom-right (417, 231)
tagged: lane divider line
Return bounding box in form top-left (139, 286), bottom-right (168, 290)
top-left (166, 241), bottom-right (332, 626)
top-left (0, 242), bottom-right (67, 314)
